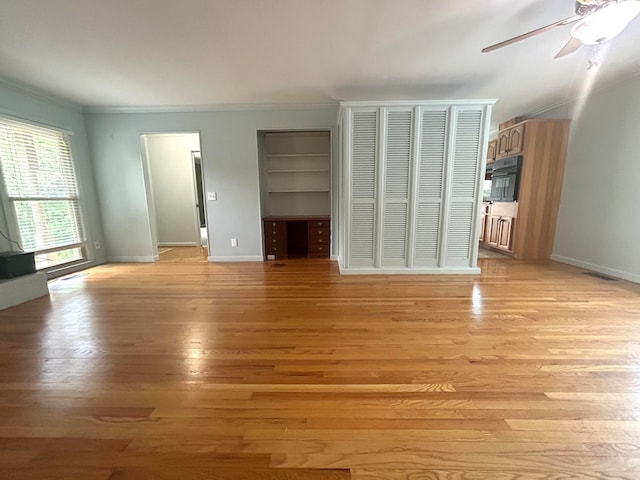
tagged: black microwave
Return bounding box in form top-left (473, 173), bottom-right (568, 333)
top-left (489, 156), bottom-right (522, 202)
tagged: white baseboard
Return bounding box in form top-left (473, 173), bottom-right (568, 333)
top-left (339, 266), bottom-right (481, 275)
top-left (107, 256), bottom-right (157, 263)
top-left (0, 272), bottom-right (49, 310)
top-left (208, 255), bottom-right (264, 262)
top-left (157, 242), bottom-right (198, 246)
top-left (551, 254), bottom-right (639, 283)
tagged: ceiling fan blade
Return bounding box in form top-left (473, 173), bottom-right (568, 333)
top-left (482, 15), bottom-right (583, 53)
top-left (554, 36), bottom-right (583, 58)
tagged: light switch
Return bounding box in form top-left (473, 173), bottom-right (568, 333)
top-left (207, 192), bottom-right (217, 201)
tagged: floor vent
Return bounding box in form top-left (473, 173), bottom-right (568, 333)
top-left (583, 271), bottom-right (618, 281)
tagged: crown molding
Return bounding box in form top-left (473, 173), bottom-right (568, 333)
top-left (339, 99), bottom-right (498, 108)
top-left (83, 102), bottom-right (340, 114)
top-left (0, 76), bottom-right (82, 112)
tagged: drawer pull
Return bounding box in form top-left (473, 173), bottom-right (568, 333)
top-left (318, 238), bottom-right (323, 243)
top-left (318, 230), bottom-right (323, 234)
top-left (272, 239), bottom-right (277, 243)
top-left (272, 222), bottom-right (276, 227)
top-left (272, 230), bottom-right (276, 235)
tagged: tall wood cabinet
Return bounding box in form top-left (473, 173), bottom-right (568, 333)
top-left (481, 119), bottom-right (570, 260)
top-left (340, 100), bottom-right (495, 274)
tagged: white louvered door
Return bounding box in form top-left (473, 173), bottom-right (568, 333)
top-left (348, 109), bottom-right (378, 267)
top-left (445, 107), bottom-right (483, 267)
top-left (341, 100), bottom-right (493, 274)
top-left (381, 108), bottom-right (413, 267)
top-left (413, 108), bottom-right (448, 267)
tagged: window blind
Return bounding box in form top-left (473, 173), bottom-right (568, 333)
top-left (0, 118), bottom-right (85, 266)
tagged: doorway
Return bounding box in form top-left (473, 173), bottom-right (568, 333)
top-left (192, 151), bottom-right (208, 248)
top-left (140, 133), bottom-right (208, 263)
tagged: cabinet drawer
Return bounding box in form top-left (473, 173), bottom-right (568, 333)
top-left (310, 220), bottom-right (330, 229)
top-left (265, 236), bottom-right (285, 246)
top-left (310, 237), bottom-right (329, 246)
top-left (308, 244), bottom-right (329, 257)
top-left (309, 227), bottom-right (330, 238)
top-left (264, 221), bottom-right (286, 234)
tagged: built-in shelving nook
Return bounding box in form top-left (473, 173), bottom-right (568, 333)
top-left (258, 130), bottom-right (332, 260)
top-left (259, 130), bottom-right (331, 217)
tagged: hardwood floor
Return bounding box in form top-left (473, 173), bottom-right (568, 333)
top-left (158, 246), bottom-right (208, 263)
top-left (1, 258), bottom-right (640, 479)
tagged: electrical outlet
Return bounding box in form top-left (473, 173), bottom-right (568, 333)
top-left (231, 238), bottom-right (238, 247)
top-left (207, 192), bottom-right (217, 201)
top-left (94, 241), bottom-right (101, 250)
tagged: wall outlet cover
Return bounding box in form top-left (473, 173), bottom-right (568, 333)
top-left (207, 192), bottom-right (217, 201)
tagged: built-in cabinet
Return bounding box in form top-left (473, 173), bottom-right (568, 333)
top-left (486, 140), bottom-right (497, 163)
top-left (484, 202), bottom-right (517, 252)
top-left (340, 100), bottom-right (495, 274)
top-left (496, 124), bottom-right (525, 159)
top-left (263, 216), bottom-right (330, 259)
top-left (259, 131), bottom-right (331, 259)
top-left (480, 119), bottom-right (570, 260)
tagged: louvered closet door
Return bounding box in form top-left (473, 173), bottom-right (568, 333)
top-left (348, 110), bottom-right (378, 267)
top-left (413, 108), bottom-right (448, 267)
top-left (445, 108), bottom-right (483, 266)
top-left (381, 109), bottom-right (412, 267)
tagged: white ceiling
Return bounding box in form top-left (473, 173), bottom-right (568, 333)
top-left (0, 0), bottom-right (639, 123)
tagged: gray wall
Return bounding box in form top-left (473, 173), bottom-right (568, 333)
top-left (0, 79), bottom-right (105, 264)
top-left (85, 106), bottom-right (339, 261)
top-left (537, 75), bottom-right (640, 283)
top-left (144, 133), bottom-right (200, 246)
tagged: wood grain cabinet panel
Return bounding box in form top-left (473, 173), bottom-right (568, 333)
top-left (481, 119), bottom-right (570, 260)
top-left (263, 220), bottom-right (287, 259)
top-left (486, 140), bottom-right (497, 164)
top-left (496, 124), bottom-right (525, 159)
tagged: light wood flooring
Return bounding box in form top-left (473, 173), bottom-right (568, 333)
top-left (158, 246), bottom-right (208, 263)
top-left (1, 257), bottom-right (640, 479)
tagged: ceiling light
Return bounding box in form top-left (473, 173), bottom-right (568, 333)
top-left (571, 0), bottom-right (640, 45)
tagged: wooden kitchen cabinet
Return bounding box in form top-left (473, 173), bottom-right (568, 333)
top-left (484, 202), bottom-right (517, 253)
top-left (479, 204), bottom-right (490, 243)
top-left (496, 124), bottom-right (525, 159)
top-left (496, 216), bottom-right (514, 252)
top-left (486, 140), bottom-right (497, 164)
top-left (481, 119), bottom-right (570, 260)
top-left (496, 131), bottom-right (510, 158)
top-left (487, 215), bottom-right (500, 248)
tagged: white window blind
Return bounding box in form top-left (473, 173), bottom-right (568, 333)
top-left (0, 118), bottom-right (86, 269)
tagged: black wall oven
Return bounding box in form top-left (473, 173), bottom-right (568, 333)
top-left (489, 156), bottom-right (522, 202)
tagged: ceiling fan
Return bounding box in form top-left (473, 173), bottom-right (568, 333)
top-left (482, 0), bottom-right (640, 59)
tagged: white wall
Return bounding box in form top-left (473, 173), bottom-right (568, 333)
top-left (538, 75), bottom-right (640, 283)
top-left (0, 79), bottom-right (106, 266)
top-left (144, 133), bottom-right (200, 246)
top-left (85, 106), bottom-right (339, 262)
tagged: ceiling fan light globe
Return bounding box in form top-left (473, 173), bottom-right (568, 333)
top-left (571, 0), bottom-right (640, 45)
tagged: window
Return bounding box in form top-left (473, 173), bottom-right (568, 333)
top-left (0, 117), bottom-right (86, 270)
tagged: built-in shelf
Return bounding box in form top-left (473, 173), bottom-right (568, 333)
top-left (267, 169), bottom-right (329, 173)
top-left (269, 189), bottom-right (330, 193)
top-left (266, 153), bottom-right (328, 158)
top-left (260, 130), bottom-right (331, 217)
